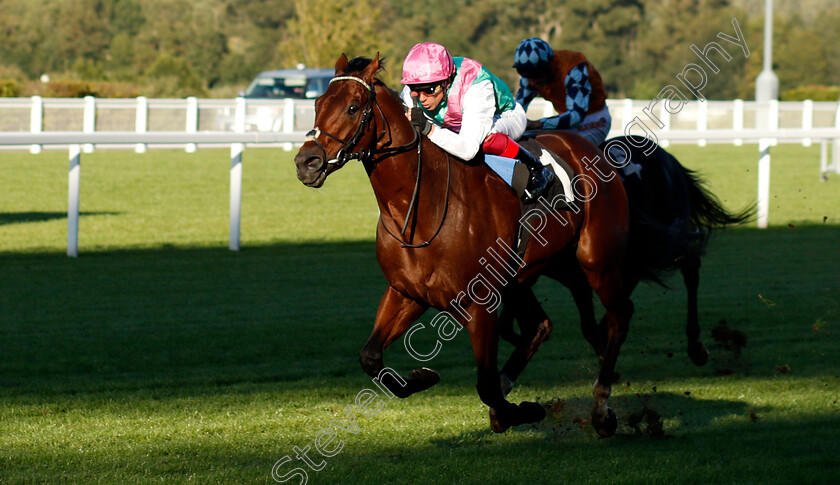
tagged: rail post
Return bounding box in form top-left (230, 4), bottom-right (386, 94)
top-left (83, 96), bottom-right (95, 153)
top-left (733, 99), bottom-right (744, 146)
top-left (135, 96), bottom-right (148, 153)
top-left (30, 95), bottom-right (43, 154)
top-left (757, 138), bottom-right (771, 228)
top-left (229, 97), bottom-right (246, 251)
top-left (186, 96), bottom-right (198, 153)
top-left (68, 145), bottom-right (81, 257)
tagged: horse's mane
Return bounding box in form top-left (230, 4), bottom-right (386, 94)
top-left (346, 56), bottom-right (401, 103)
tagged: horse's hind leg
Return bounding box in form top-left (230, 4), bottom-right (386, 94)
top-left (499, 286), bottom-right (552, 395)
top-left (359, 286), bottom-right (439, 398)
top-left (498, 304), bottom-right (522, 348)
top-left (682, 254), bottom-right (709, 366)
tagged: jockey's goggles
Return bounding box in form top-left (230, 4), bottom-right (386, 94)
top-left (409, 83), bottom-right (443, 96)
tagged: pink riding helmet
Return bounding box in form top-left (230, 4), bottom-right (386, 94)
top-left (401, 42), bottom-right (456, 85)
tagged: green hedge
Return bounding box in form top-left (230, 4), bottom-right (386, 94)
top-left (37, 80), bottom-right (141, 98)
top-left (781, 85), bottom-right (840, 101)
top-left (0, 79), bottom-right (21, 97)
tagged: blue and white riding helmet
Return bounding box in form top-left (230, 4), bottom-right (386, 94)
top-left (512, 37), bottom-right (554, 72)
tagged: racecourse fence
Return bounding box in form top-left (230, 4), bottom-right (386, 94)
top-left (1, 96), bottom-right (839, 255)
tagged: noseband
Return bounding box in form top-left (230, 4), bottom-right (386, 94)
top-left (305, 75), bottom-right (418, 169)
top-left (306, 74), bottom-right (447, 249)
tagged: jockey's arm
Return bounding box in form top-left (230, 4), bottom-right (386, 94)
top-left (540, 62), bottom-right (590, 130)
top-left (426, 80), bottom-right (496, 160)
top-left (514, 77), bottom-right (537, 110)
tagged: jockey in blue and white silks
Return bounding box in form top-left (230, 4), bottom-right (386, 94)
top-left (513, 37), bottom-right (611, 147)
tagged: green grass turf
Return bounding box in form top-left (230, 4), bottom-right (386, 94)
top-left (1, 145), bottom-right (839, 483)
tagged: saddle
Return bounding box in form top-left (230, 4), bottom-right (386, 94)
top-left (483, 137), bottom-right (577, 259)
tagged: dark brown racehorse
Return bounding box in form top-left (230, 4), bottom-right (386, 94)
top-left (294, 54), bottom-right (633, 436)
top-left (496, 137), bottom-right (754, 395)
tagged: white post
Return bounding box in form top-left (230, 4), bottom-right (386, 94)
top-left (83, 96), bottom-right (95, 153)
top-left (755, 0), bottom-right (779, 102)
top-left (802, 99), bottom-right (813, 147)
top-left (754, 0), bottom-right (778, 191)
top-left (697, 101), bottom-right (708, 147)
top-left (135, 96), bottom-right (148, 153)
top-left (229, 97), bottom-right (246, 251)
top-left (235, 97), bottom-right (246, 133)
top-left (282, 98), bottom-right (295, 151)
top-left (185, 96), bottom-right (198, 153)
top-left (229, 146), bottom-right (243, 251)
top-left (820, 140), bottom-right (828, 181)
top-left (30, 95), bottom-right (43, 154)
top-left (757, 139), bottom-right (771, 229)
top-left (733, 99), bottom-right (744, 146)
top-left (68, 145), bottom-right (81, 257)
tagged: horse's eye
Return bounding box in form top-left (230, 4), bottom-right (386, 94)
top-left (348, 104), bottom-right (360, 115)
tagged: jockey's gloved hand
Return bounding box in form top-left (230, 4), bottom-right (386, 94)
top-left (410, 107), bottom-right (433, 135)
top-left (526, 119), bottom-right (543, 131)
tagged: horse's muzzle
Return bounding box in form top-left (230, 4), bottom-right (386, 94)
top-left (294, 147), bottom-right (328, 188)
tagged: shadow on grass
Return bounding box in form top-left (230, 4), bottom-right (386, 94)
top-left (334, 412), bottom-right (840, 484)
top-left (429, 392), bottom-right (758, 450)
top-left (0, 224), bottom-right (838, 399)
top-left (0, 227), bottom-right (839, 483)
top-left (0, 211), bottom-right (121, 225)
top-left (0, 240), bottom-right (383, 396)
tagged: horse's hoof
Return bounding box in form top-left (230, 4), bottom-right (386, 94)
top-left (408, 367), bottom-right (440, 393)
top-left (489, 407), bottom-right (509, 433)
top-left (489, 401), bottom-right (545, 433)
top-left (593, 408), bottom-right (618, 438)
top-left (688, 341), bottom-right (710, 367)
top-left (519, 400), bottom-right (547, 423)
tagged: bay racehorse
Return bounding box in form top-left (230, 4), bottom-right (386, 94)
top-left (294, 54), bottom-right (633, 437)
top-left (496, 136), bottom-right (753, 395)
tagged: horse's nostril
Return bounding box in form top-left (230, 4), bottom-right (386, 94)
top-left (306, 157), bottom-right (323, 170)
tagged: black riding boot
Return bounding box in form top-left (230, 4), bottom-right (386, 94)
top-left (516, 146), bottom-right (554, 202)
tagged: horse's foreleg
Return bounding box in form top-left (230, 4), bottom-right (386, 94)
top-left (681, 254), bottom-right (709, 366)
top-left (499, 287), bottom-right (552, 396)
top-left (468, 311), bottom-right (546, 433)
top-left (359, 286), bottom-right (439, 398)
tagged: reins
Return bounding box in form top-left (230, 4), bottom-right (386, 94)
top-left (307, 74), bottom-right (451, 249)
top-left (379, 142), bottom-right (451, 248)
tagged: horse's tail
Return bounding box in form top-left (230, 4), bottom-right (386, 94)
top-left (683, 167), bottom-right (754, 234)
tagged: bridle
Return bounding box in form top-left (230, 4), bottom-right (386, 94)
top-left (305, 74), bottom-right (450, 249)
top-left (305, 75), bottom-right (418, 168)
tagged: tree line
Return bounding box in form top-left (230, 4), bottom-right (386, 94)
top-left (1, 0), bottom-right (838, 100)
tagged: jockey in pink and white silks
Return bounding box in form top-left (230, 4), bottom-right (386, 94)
top-left (400, 42), bottom-right (552, 201)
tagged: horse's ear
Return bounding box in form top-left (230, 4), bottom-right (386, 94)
top-left (335, 54), bottom-right (349, 75)
top-left (362, 52), bottom-right (381, 83)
